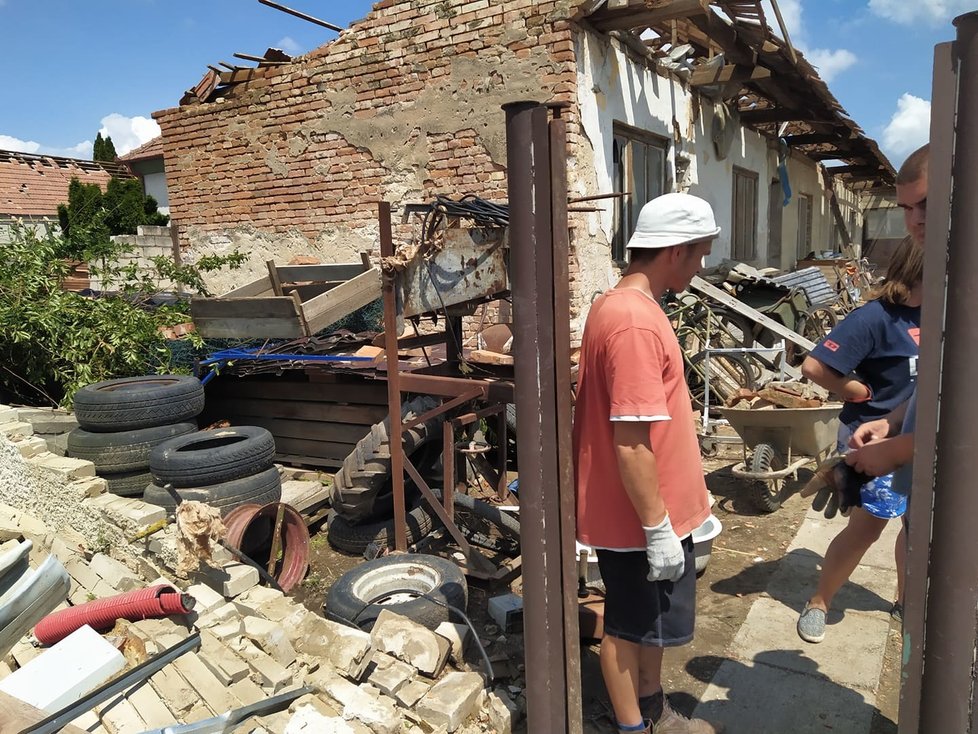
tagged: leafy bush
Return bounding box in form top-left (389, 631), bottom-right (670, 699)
top-left (0, 222), bottom-right (244, 407)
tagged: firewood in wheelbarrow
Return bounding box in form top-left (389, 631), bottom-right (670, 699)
top-left (800, 456), bottom-right (869, 518)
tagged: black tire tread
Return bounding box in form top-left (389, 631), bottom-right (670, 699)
top-left (142, 466), bottom-right (283, 516)
top-left (67, 423), bottom-right (197, 473)
top-left (149, 426), bottom-right (275, 488)
top-left (73, 375), bottom-right (204, 431)
top-left (326, 503), bottom-right (435, 555)
top-left (104, 470), bottom-right (154, 497)
top-left (749, 442), bottom-right (783, 513)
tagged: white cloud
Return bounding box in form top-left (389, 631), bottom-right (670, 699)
top-left (0, 134), bottom-right (94, 158)
top-left (761, 0), bottom-right (858, 82)
top-left (98, 113), bottom-right (161, 156)
top-left (0, 135), bottom-right (41, 154)
top-left (869, 0), bottom-right (974, 26)
top-left (804, 48), bottom-right (858, 82)
top-left (274, 36), bottom-right (303, 56)
top-left (882, 93), bottom-right (931, 162)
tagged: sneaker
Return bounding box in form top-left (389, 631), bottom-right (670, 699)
top-left (797, 602), bottom-right (827, 643)
top-left (653, 699), bottom-right (724, 733)
top-left (890, 602), bottom-right (904, 624)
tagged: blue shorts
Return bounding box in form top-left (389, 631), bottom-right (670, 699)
top-left (837, 426), bottom-right (907, 519)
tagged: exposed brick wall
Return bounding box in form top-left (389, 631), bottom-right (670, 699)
top-left (154, 0), bottom-right (585, 303)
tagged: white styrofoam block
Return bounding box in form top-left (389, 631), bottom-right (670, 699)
top-left (0, 624), bottom-right (125, 712)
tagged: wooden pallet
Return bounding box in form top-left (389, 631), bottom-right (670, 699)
top-left (190, 260), bottom-right (381, 338)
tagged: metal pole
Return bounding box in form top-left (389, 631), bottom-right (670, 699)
top-left (379, 201), bottom-right (408, 552)
top-left (915, 12), bottom-right (978, 733)
top-left (898, 37), bottom-right (955, 734)
top-left (550, 102), bottom-right (584, 734)
top-left (504, 99), bottom-right (566, 732)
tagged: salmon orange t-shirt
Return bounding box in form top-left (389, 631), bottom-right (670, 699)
top-left (573, 288), bottom-right (710, 549)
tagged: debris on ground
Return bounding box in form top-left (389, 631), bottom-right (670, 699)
top-left (725, 381), bottom-right (827, 409)
top-left (175, 500), bottom-right (226, 577)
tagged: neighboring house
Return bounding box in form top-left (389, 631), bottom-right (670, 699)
top-left (152, 0), bottom-right (894, 330)
top-left (0, 150), bottom-right (129, 244)
top-left (119, 136), bottom-right (170, 215)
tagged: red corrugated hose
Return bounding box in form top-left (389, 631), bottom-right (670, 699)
top-left (33, 584), bottom-right (194, 645)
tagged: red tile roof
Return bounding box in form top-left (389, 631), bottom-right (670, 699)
top-left (119, 136), bottom-right (164, 162)
top-left (0, 150), bottom-right (132, 218)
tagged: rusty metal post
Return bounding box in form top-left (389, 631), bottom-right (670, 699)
top-left (910, 13), bottom-right (978, 733)
top-left (504, 99), bottom-right (581, 733)
top-left (378, 202), bottom-right (408, 552)
top-left (897, 38), bottom-right (955, 734)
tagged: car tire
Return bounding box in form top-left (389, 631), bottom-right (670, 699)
top-left (73, 375), bottom-right (204, 432)
top-left (142, 466), bottom-right (283, 517)
top-left (149, 426), bottom-right (275, 488)
top-left (66, 423), bottom-right (197, 474)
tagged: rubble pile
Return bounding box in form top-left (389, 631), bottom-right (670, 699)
top-left (0, 407), bottom-right (521, 734)
top-left (724, 381), bottom-right (827, 410)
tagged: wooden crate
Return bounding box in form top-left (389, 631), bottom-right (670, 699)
top-left (201, 372), bottom-right (389, 469)
top-left (190, 261), bottom-right (381, 339)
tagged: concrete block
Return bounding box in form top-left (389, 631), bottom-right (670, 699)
top-left (487, 593), bottom-right (523, 632)
top-left (10, 639), bottom-right (43, 668)
top-left (89, 553), bottom-right (136, 587)
top-left (199, 630), bottom-right (251, 684)
top-left (236, 585), bottom-right (285, 609)
top-left (487, 689), bottom-right (519, 734)
top-left (293, 613), bottom-right (373, 680)
top-left (370, 609), bottom-right (451, 677)
top-left (186, 582), bottom-right (226, 614)
top-left (65, 556), bottom-right (102, 592)
top-left (366, 651), bottom-right (416, 697)
top-left (13, 435), bottom-right (49, 458)
top-left (123, 681), bottom-right (175, 728)
top-left (31, 453), bottom-right (95, 479)
top-left (283, 706), bottom-right (358, 734)
top-left (395, 678), bottom-right (431, 709)
top-left (435, 622), bottom-right (470, 665)
top-left (51, 532), bottom-right (87, 564)
top-left (41, 430), bottom-right (69, 456)
top-left (150, 666), bottom-right (198, 714)
top-left (200, 601), bottom-right (244, 627)
top-left (310, 668), bottom-right (401, 734)
top-left (415, 672), bottom-right (485, 733)
top-left (288, 693), bottom-right (341, 718)
top-left (197, 562), bottom-right (259, 598)
top-left (97, 694), bottom-right (147, 734)
top-left (17, 408), bottom-right (78, 434)
top-left (0, 625), bottom-right (126, 713)
top-left (0, 420), bottom-right (34, 437)
top-left (243, 616), bottom-right (298, 667)
top-left (91, 579), bottom-right (118, 599)
top-left (117, 499), bottom-right (166, 528)
top-left (234, 639), bottom-right (293, 692)
top-left (209, 619), bottom-right (245, 642)
top-left (230, 675), bottom-right (267, 706)
top-left (0, 405), bottom-right (18, 423)
top-left (171, 652), bottom-right (237, 714)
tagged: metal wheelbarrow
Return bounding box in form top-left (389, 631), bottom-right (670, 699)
top-left (716, 404), bottom-right (842, 513)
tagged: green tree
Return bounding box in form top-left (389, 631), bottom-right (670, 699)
top-left (92, 132), bottom-right (117, 162)
top-left (0, 223), bottom-right (244, 407)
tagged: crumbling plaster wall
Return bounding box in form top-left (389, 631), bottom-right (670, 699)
top-left (155, 0), bottom-right (582, 296)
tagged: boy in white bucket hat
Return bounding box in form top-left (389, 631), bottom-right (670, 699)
top-left (573, 193), bottom-right (723, 734)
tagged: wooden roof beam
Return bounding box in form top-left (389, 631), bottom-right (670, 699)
top-left (590, 0), bottom-right (711, 32)
top-left (738, 107), bottom-right (812, 124)
top-left (783, 131), bottom-right (850, 146)
top-left (690, 63), bottom-right (771, 86)
top-left (823, 164), bottom-right (885, 176)
top-left (257, 0), bottom-right (343, 32)
top-left (688, 9), bottom-right (757, 66)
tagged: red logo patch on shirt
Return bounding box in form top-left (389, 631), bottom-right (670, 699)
top-left (823, 339), bottom-right (840, 352)
top-left (908, 327), bottom-right (921, 345)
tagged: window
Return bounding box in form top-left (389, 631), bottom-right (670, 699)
top-left (797, 194), bottom-right (813, 259)
top-left (612, 123), bottom-right (668, 261)
top-left (731, 167), bottom-right (758, 261)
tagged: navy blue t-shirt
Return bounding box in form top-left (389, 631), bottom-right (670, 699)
top-left (809, 300), bottom-right (920, 431)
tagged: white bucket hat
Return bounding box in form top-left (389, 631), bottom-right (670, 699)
top-left (626, 192), bottom-right (721, 249)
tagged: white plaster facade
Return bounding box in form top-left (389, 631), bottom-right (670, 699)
top-left (572, 31), bottom-right (864, 283)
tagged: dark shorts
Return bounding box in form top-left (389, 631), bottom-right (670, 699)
top-left (596, 536), bottom-right (696, 647)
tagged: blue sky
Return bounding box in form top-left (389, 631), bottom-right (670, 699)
top-left (0, 0), bottom-right (967, 167)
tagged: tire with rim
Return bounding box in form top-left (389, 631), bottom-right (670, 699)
top-left (331, 396), bottom-right (445, 523)
top-left (73, 375), bottom-right (204, 432)
top-left (67, 423), bottom-right (197, 474)
top-left (142, 466), bottom-right (283, 516)
top-left (748, 442), bottom-right (784, 513)
top-left (326, 502), bottom-right (436, 556)
top-left (446, 492), bottom-right (521, 557)
top-left (149, 426), bottom-right (275, 488)
top-left (324, 553), bottom-right (467, 630)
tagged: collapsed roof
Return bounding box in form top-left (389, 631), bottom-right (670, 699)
top-left (583, 0), bottom-right (894, 189)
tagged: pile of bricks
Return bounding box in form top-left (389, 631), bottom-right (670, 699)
top-left (0, 409), bottom-right (521, 733)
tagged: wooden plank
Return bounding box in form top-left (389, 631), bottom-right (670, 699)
top-left (205, 396), bottom-right (388, 424)
top-left (266, 260), bottom-right (284, 296)
top-left (206, 378), bottom-right (390, 405)
top-left (280, 480), bottom-right (331, 514)
top-left (222, 275), bottom-right (273, 298)
top-left (191, 296), bottom-right (299, 319)
top-left (304, 267), bottom-right (382, 334)
top-left (273, 436), bottom-right (358, 461)
top-left (0, 691), bottom-right (88, 734)
top-left (216, 415), bottom-right (370, 443)
top-left (690, 63), bottom-right (771, 86)
top-left (274, 263), bottom-right (367, 283)
top-left (191, 317), bottom-right (305, 339)
top-left (275, 453), bottom-right (343, 469)
top-left (590, 0), bottom-right (709, 31)
top-left (468, 349), bottom-right (514, 366)
top-left (690, 276), bottom-right (816, 351)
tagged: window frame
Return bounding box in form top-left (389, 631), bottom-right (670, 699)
top-left (611, 122), bottom-right (669, 263)
top-left (731, 166), bottom-right (759, 261)
top-left (797, 193), bottom-right (813, 259)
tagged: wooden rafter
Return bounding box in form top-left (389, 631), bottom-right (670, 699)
top-left (690, 63), bottom-right (771, 86)
top-left (589, 0), bottom-right (711, 32)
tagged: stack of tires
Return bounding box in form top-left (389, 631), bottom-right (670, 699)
top-left (68, 376), bottom-right (205, 497)
top-left (143, 425), bottom-right (282, 516)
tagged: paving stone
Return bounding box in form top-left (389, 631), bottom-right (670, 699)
top-left (31, 453), bottom-right (95, 479)
top-left (435, 622), bottom-right (470, 665)
top-left (172, 652), bottom-right (237, 714)
top-left (234, 639), bottom-right (293, 692)
top-left (310, 668), bottom-right (401, 734)
top-left (415, 672), bottom-right (485, 733)
top-left (370, 609), bottom-right (451, 677)
top-left (123, 681), bottom-right (175, 728)
top-left (789, 512), bottom-right (900, 571)
top-left (695, 656), bottom-right (875, 734)
top-left (199, 630), bottom-right (251, 684)
top-left (366, 651), bottom-right (417, 697)
top-left (98, 695), bottom-right (147, 734)
top-left (186, 582), bottom-right (226, 614)
top-left (243, 616), bottom-right (298, 667)
top-left (395, 678), bottom-right (431, 709)
top-left (196, 562), bottom-right (259, 598)
top-left (293, 613), bottom-right (373, 680)
top-left (0, 421), bottom-right (34, 437)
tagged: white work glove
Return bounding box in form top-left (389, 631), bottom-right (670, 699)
top-left (643, 516), bottom-right (685, 583)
